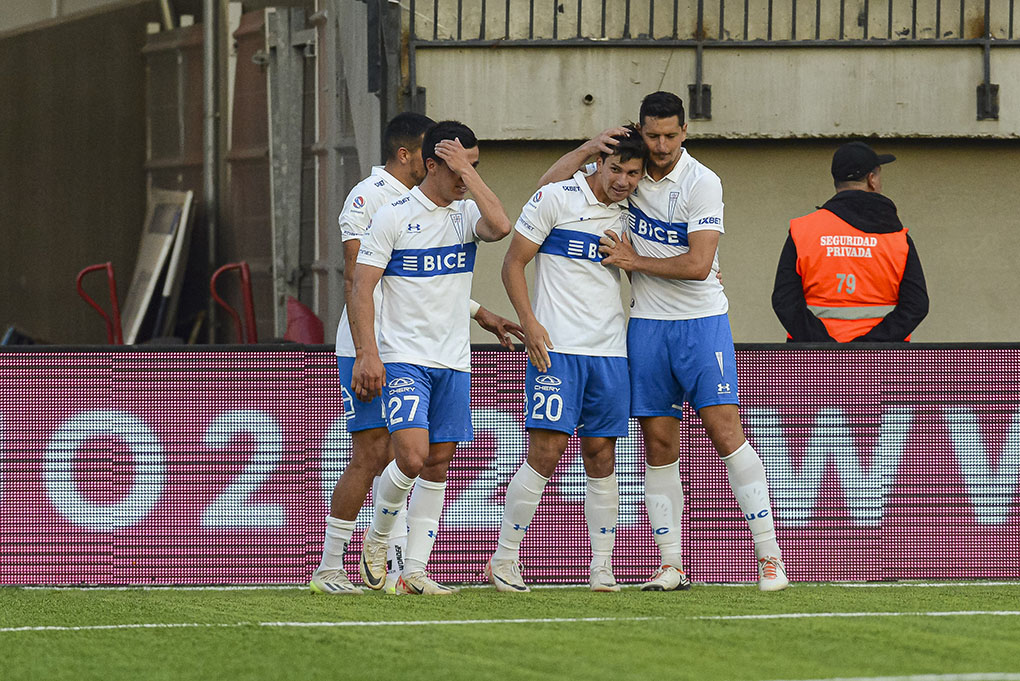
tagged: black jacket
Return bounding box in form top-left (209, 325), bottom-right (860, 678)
top-left (771, 190), bottom-right (929, 342)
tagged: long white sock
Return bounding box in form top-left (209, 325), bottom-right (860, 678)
top-left (493, 464), bottom-right (550, 562)
top-left (368, 460), bottom-right (416, 543)
top-left (585, 472), bottom-right (619, 568)
top-left (374, 475), bottom-right (408, 574)
top-left (493, 462), bottom-right (549, 561)
top-left (403, 478), bottom-right (447, 575)
top-left (722, 441), bottom-right (781, 559)
top-left (317, 515), bottom-right (355, 572)
top-left (644, 460), bottom-right (684, 567)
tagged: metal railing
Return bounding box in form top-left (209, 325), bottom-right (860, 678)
top-left (407, 0), bottom-right (1017, 44)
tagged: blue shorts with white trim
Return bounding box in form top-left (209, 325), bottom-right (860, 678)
top-left (382, 362), bottom-right (473, 443)
top-left (337, 356), bottom-right (387, 432)
top-left (524, 352), bottom-right (630, 437)
top-left (628, 314), bottom-right (739, 418)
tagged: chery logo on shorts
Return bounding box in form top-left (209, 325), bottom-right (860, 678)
top-left (535, 375), bottom-right (562, 392)
top-left (388, 377), bottom-right (415, 388)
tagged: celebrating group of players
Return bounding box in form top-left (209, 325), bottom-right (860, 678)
top-left (309, 91), bottom-right (790, 596)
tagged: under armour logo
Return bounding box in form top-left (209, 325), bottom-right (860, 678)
top-left (599, 527), bottom-right (617, 535)
top-left (380, 508), bottom-right (400, 516)
top-left (512, 523), bottom-right (530, 532)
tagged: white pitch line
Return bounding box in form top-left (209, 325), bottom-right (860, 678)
top-left (0, 616), bottom-right (661, 634)
top-left (695, 611), bottom-right (1020, 621)
top-left (837, 582), bottom-right (1020, 589)
top-left (5, 610), bottom-right (1020, 634)
top-left (760, 675), bottom-right (1020, 681)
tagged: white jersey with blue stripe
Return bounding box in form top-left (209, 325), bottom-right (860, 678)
top-left (515, 171), bottom-right (628, 357)
top-left (627, 150), bottom-right (728, 320)
top-left (357, 186), bottom-right (481, 372)
top-left (335, 166), bottom-right (410, 357)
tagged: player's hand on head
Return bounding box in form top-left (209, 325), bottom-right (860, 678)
top-left (522, 320), bottom-right (554, 372)
top-left (586, 126), bottom-right (631, 156)
top-left (351, 354), bottom-right (386, 402)
top-left (434, 137), bottom-right (472, 175)
top-left (474, 307), bottom-right (526, 350)
top-left (599, 229), bottom-right (638, 271)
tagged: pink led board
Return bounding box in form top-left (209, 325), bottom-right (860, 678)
top-left (0, 347), bottom-right (1017, 585)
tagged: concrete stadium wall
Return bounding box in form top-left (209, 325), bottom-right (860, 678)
top-left (415, 46), bottom-right (1020, 139)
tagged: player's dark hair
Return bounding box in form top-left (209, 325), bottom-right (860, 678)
top-left (600, 124), bottom-right (648, 164)
top-left (383, 112), bottom-right (436, 162)
top-left (421, 120), bottom-right (478, 166)
top-left (639, 91), bottom-right (686, 126)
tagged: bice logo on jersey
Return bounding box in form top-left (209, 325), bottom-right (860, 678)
top-left (352, 196), bottom-right (365, 209)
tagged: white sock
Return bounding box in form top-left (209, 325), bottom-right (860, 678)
top-left (644, 460), bottom-right (684, 567)
top-left (317, 515), bottom-right (355, 572)
top-left (368, 460), bottom-right (416, 543)
top-left (374, 475), bottom-right (408, 574)
top-left (585, 472), bottom-right (618, 568)
top-left (494, 462), bottom-right (549, 561)
top-left (722, 441), bottom-right (781, 560)
top-left (403, 478), bottom-right (447, 575)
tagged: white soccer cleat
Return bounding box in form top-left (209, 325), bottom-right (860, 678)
top-left (589, 564), bottom-right (621, 592)
top-left (309, 568), bottom-right (364, 596)
top-left (639, 564), bottom-right (692, 592)
top-left (359, 529), bottom-right (389, 591)
top-left (758, 556), bottom-right (790, 592)
top-left (395, 571), bottom-right (460, 596)
top-left (484, 557), bottom-right (530, 593)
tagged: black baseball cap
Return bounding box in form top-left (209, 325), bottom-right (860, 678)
top-left (831, 141), bottom-right (896, 181)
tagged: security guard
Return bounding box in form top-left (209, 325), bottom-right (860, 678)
top-left (772, 141), bottom-right (929, 342)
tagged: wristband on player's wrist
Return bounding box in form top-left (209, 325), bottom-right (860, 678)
top-left (469, 299), bottom-right (481, 318)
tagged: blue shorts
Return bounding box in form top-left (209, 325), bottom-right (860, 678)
top-left (628, 314), bottom-right (739, 418)
top-left (524, 352), bottom-right (630, 438)
top-left (337, 356), bottom-right (387, 432)
top-left (383, 362), bottom-right (473, 443)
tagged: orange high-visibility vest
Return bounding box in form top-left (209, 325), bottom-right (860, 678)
top-left (789, 209), bottom-right (910, 342)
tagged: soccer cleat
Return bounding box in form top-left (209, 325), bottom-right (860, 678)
top-left (589, 564), bottom-right (621, 592)
top-left (395, 571), bottom-right (460, 596)
top-left (309, 568), bottom-right (364, 596)
top-left (758, 556), bottom-right (790, 592)
top-left (639, 564), bottom-right (692, 592)
top-left (484, 557), bottom-right (530, 593)
top-left (359, 529), bottom-right (389, 590)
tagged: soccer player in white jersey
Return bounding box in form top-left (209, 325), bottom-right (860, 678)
top-left (349, 120), bottom-right (512, 595)
top-left (311, 114), bottom-right (522, 596)
top-left (542, 92), bottom-right (789, 592)
top-left (486, 128), bottom-right (647, 593)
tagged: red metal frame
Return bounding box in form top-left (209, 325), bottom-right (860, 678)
top-left (210, 262), bottom-right (258, 344)
top-left (75, 262), bottom-right (124, 345)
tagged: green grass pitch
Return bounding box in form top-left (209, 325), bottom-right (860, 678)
top-left (2, 583), bottom-right (1019, 681)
